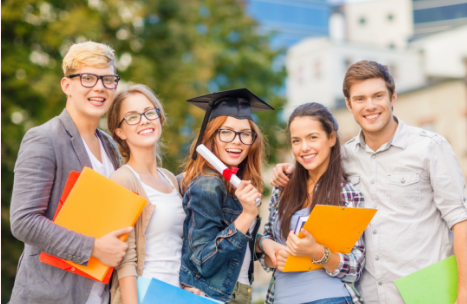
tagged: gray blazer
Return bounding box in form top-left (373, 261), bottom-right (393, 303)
top-left (10, 109), bottom-right (120, 304)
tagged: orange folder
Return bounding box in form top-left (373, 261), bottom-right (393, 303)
top-left (283, 205), bottom-right (377, 272)
top-left (39, 167), bottom-right (147, 282)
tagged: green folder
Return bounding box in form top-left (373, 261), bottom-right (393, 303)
top-left (394, 255), bottom-right (458, 304)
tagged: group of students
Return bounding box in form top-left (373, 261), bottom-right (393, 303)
top-left (8, 41), bottom-right (467, 304)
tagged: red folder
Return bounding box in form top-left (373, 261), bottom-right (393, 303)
top-left (40, 171), bottom-right (113, 284)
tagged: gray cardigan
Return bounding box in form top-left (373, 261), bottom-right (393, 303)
top-left (9, 109), bottom-right (120, 304)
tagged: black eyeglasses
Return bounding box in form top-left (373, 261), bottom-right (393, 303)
top-left (67, 73), bottom-right (120, 89)
top-left (217, 129), bottom-right (257, 145)
top-left (119, 108), bottom-right (161, 126)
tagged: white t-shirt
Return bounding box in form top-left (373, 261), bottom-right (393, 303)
top-left (237, 218), bottom-right (257, 286)
top-left (126, 165), bottom-right (185, 287)
top-left (81, 135), bottom-right (115, 304)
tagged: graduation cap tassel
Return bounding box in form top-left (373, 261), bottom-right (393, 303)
top-left (192, 99), bottom-right (215, 160)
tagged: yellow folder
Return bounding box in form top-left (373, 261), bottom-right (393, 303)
top-left (283, 205), bottom-right (377, 272)
top-left (53, 167), bottom-right (147, 281)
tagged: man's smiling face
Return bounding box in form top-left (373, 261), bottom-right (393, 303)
top-left (345, 77), bottom-right (397, 135)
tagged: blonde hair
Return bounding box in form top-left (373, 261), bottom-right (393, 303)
top-left (62, 41), bottom-right (117, 75)
top-left (107, 84), bottom-right (166, 164)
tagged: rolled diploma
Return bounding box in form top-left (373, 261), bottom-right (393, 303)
top-left (196, 144), bottom-right (260, 206)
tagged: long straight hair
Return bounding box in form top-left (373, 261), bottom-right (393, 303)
top-left (182, 116), bottom-right (265, 195)
top-left (278, 103), bottom-right (345, 240)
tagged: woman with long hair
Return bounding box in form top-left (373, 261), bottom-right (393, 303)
top-left (260, 103), bottom-right (366, 304)
top-left (179, 89), bottom-right (276, 303)
top-left (106, 84), bottom-right (202, 304)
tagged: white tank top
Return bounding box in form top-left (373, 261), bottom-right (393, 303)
top-left (237, 219), bottom-right (257, 286)
top-left (125, 165), bottom-right (185, 287)
top-left (81, 135), bottom-right (114, 304)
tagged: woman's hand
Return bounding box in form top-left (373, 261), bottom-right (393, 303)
top-left (286, 229), bottom-right (323, 259)
top-left (183, 286), bottom-right (206, 296)
top-left (261, 238), bottom-right (286, 267)
top-left (235, 180), bottom-right (260, 218)
top-left (276, 249), bottom-right (289, 272)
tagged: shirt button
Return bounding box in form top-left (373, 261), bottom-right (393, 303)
top-left (375, 256), bottom-right (380, 261)
top-left (371, 179), bottom-right (375, 184)
top-left (401, 178), bottom-right (406, 184)
top-left (373, 204), bottom-right (377, 208)
top-left (378, 281), bottom-right (383, 286)
top-left (372, 154), bottom-right (376, 159)
top-left (373, 229), bottom-right (377, 234)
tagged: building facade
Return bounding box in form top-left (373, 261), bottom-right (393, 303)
top-left (413, 0), bottom-right (467, 38)
top-left (285, 37), bottom-right (425, 116)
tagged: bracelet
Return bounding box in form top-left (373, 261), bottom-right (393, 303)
top-left (258, 237), bottom-right (267, 253)
top-left (311, 245), bottom-right (331, 265)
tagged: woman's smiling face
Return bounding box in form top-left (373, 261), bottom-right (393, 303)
top-left (290, 116), bottom-right (335, 177)
top-left (214, 116), bottom-right (253, 168)
top-left (115, 93), bottom-right (162, 151)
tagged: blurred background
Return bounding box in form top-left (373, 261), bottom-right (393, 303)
top-left (2, 0), bottom-right (467, 303)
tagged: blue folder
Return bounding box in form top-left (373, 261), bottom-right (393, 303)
top-left (137, 277), bottom-right (152, 304)
top-left (138, 277), bottom-right (224, 304)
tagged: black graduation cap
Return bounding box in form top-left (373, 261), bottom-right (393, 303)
top-left (188, 88), bottom-right (274, 160)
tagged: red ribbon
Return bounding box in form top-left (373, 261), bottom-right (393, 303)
top-left (222, 167), bottom-right (239, 181)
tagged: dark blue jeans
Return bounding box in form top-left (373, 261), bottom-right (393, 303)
top-left (304, 296), bottom-right (353, 304)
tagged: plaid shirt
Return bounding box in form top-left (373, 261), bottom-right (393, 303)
top-left (260, 182), bottom-right (366, 304)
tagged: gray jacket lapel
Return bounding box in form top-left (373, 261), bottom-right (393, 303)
top-left (58, 109), bottom-right (92, 169)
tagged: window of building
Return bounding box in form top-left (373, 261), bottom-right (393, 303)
top-left (344, 58), bottom-right (352, 69)
top-left (388, 13), bottom-right (394, 21)
top-left (359, 17), bottom-right (366, 25)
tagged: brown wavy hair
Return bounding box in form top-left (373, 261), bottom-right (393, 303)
top-left (182, 116), bottom-right (265, 196)
top-left (107, 84), bottom-right (166, 164)
top-left (278, 103), bottom-right (345, 240)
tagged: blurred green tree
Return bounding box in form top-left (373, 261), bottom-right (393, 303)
top-left (1, 0), bottom-right (285, 301)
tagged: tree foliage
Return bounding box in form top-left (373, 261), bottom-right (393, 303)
top-left (1, 0), bottom-right (285, 301)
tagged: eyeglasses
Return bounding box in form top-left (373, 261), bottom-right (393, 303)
top-left (67, 73), bottom-right (120, 89)
top-left (118, 108), bottom-right (161, 127)
top-left (217, 129), bottom-right (257, 145)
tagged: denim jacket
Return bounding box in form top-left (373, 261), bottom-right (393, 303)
top-left (179, 172), bottom-right (262, 302)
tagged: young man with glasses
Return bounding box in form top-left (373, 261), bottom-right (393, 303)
top-left (271, 61), bottom-right (467, 304)
top-left (10, 41), bottom-right (131, 304)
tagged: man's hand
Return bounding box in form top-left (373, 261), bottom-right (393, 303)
top-left (271, 163), bottom-right (294, 188)
top-left (276, 249), bottom-right (289, 272)
top-left (261, 238), bottom-right (286, 267)
top-left (91, 227), bottom-right (132, 267)
top-left (286, 229), bottom-right (322, 259)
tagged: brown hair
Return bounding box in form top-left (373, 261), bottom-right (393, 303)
top-left (343, 60), bottom-right (395, 101)
top-left (182, 116), bottom-right (265, 196)
top-left (278, 103), bottom-right (345, 240)
top-left (107, 84), bottom-right (166, 164)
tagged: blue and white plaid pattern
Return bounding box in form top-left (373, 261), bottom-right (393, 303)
top-left (260, 182), bottom-right (366, 304)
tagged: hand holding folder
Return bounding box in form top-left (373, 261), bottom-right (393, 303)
top-left (40, 167), bottom-right (147, 283)
top-left (283, 205), bottom-right (376, 272)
